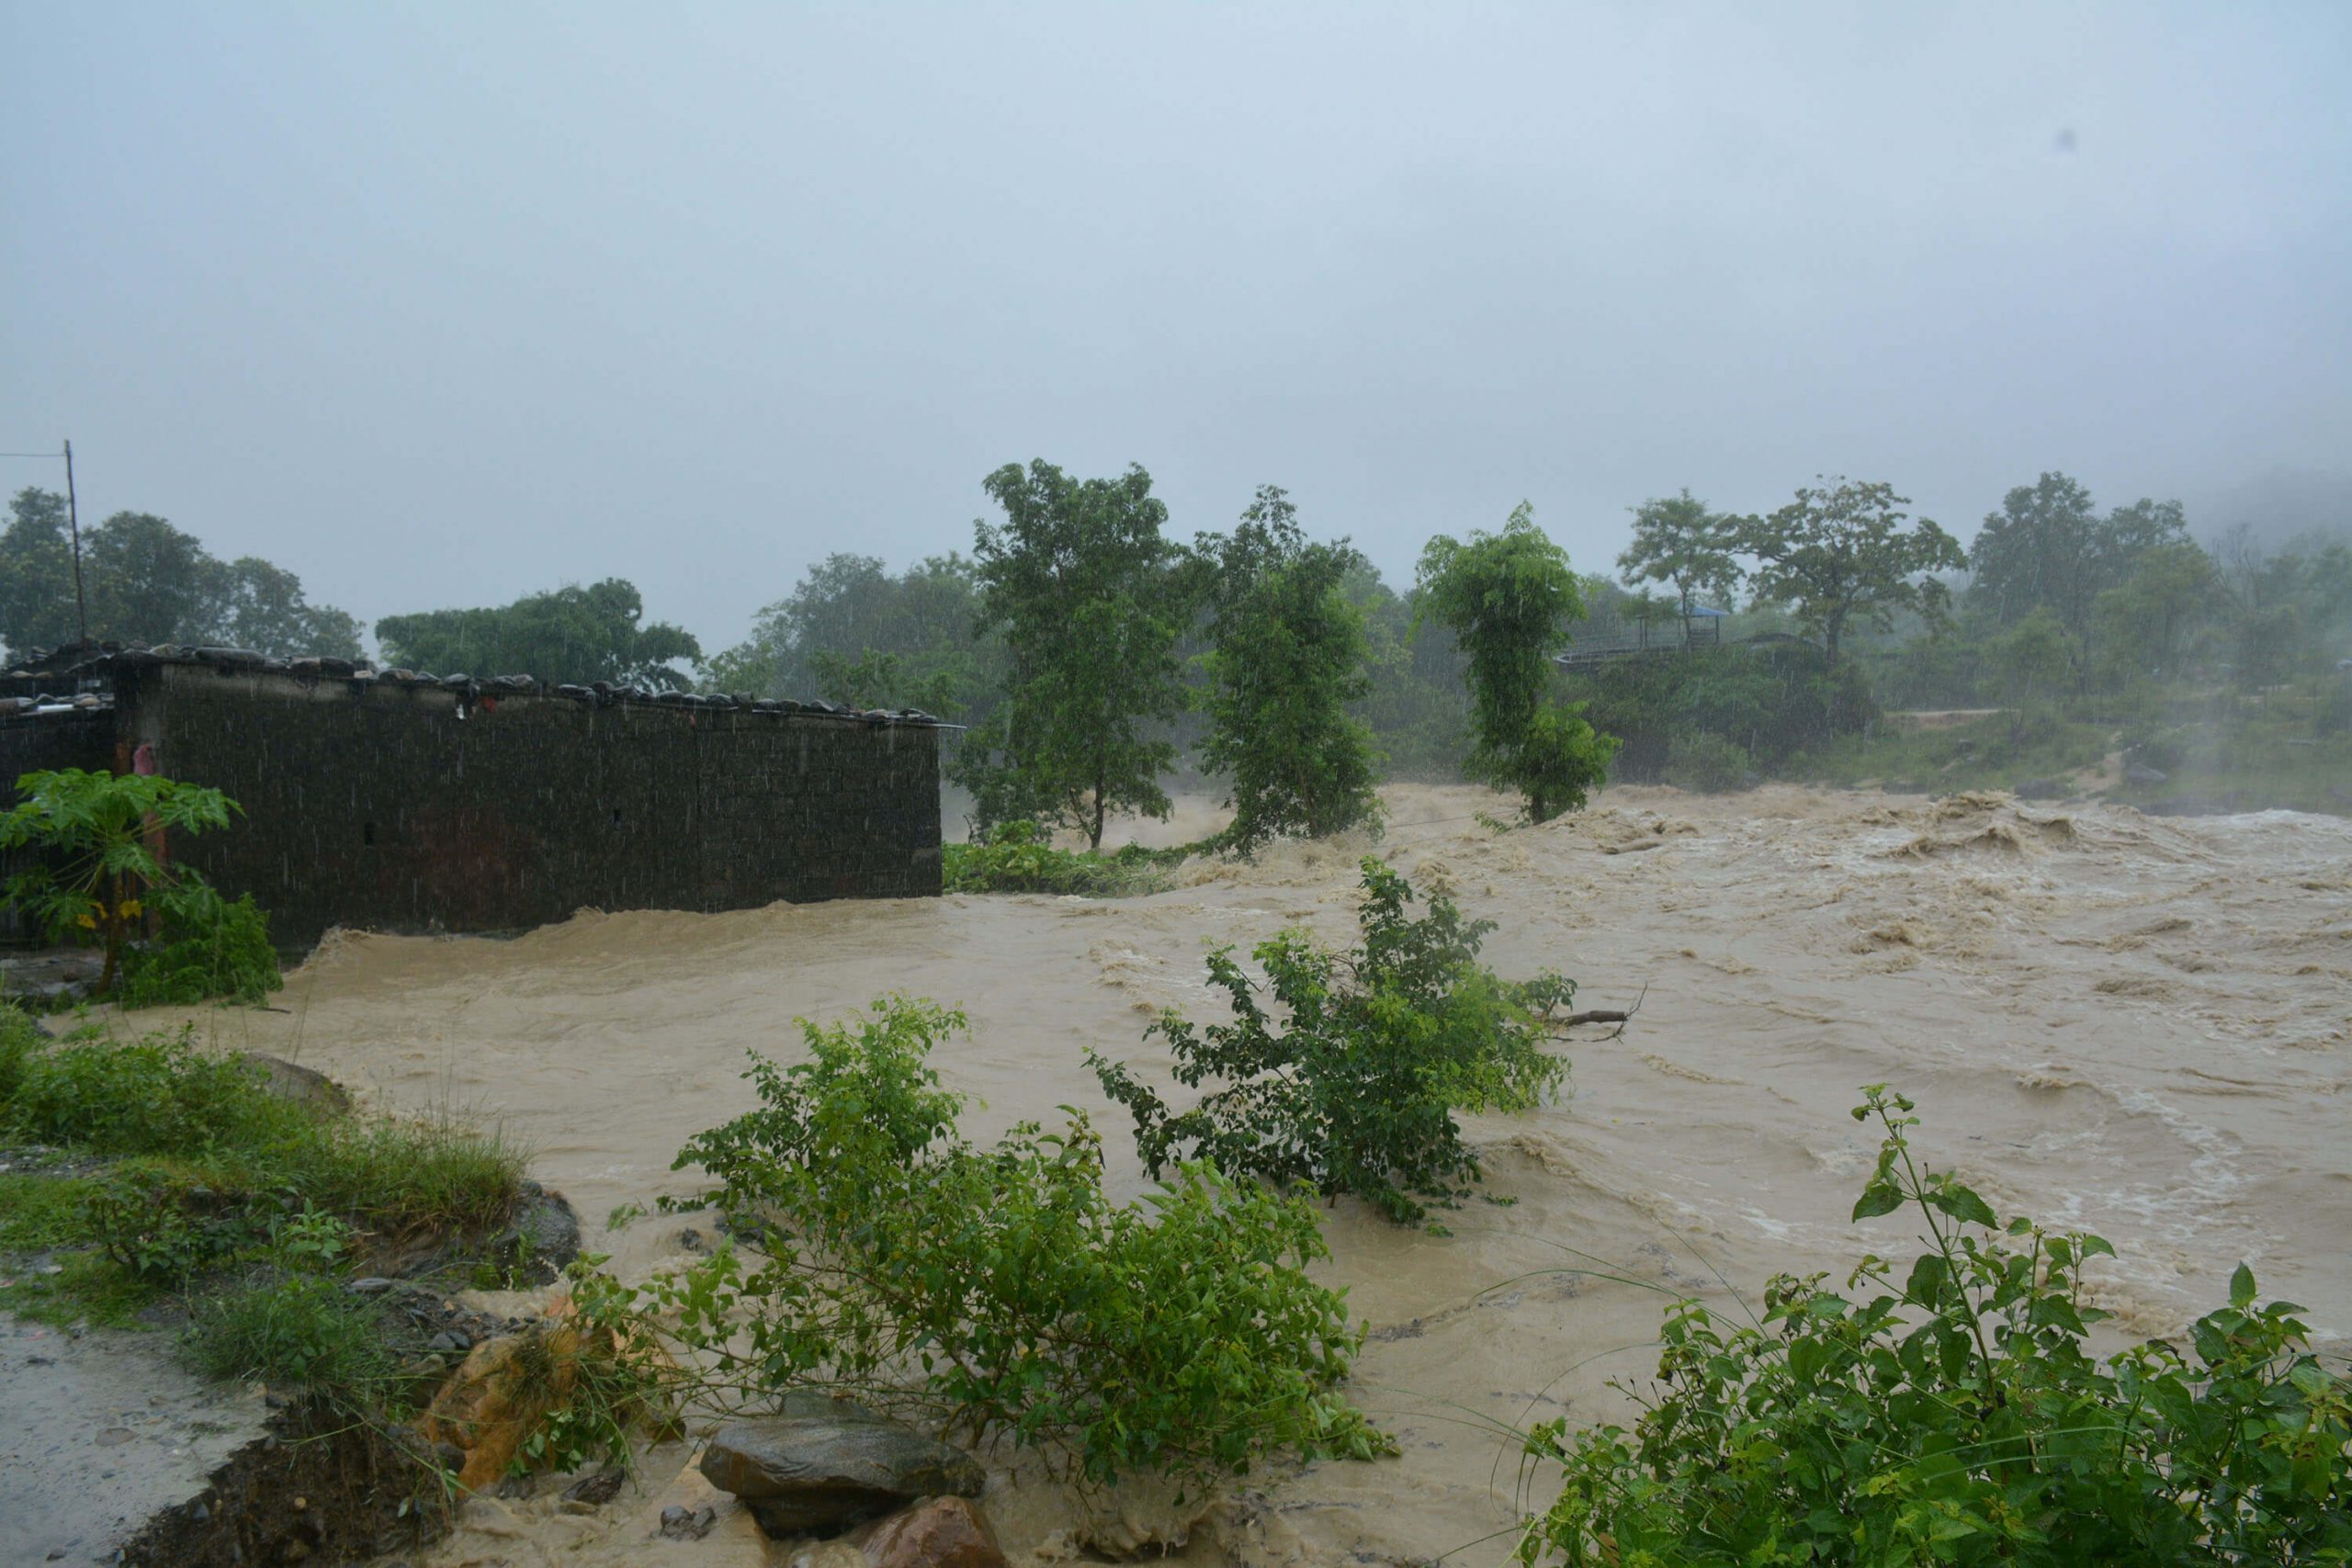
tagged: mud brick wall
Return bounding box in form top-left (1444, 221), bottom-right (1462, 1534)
top-left (103, 665), bottom-right (941, 948)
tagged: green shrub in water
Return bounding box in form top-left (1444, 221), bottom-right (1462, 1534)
top-left (118, 892), bottom-right (283, 1008)
top-left (1091, 858), bottom-right (1572, 1224)
top-left (941, 818), bottom-right (1173, 896)
top-left (1521, 1087), bottom-right (2352, 1566)
top-left (581, 996), bottom-right (1389, 1483)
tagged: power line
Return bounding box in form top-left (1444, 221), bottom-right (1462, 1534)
top-left (0, 451), bottom-right (69, 458)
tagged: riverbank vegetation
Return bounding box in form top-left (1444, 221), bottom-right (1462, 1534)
top-left (596, 997), bottom-right (1391, 1483)
top-left (1521, 1088), bottom-right (2352, 1565)
top-left (1, 768), bottom-right (282, 1004)
top-left (1089, 858), bottom-right (1573, 1224)
top-left (0, 1007), bottom-right (527, 1388)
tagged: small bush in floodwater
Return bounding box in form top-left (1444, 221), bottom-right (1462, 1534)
top-left (941, 818), bottom-right (1173, 896)
top-left (1663, 731), bottom-right (1752, 794)
top-left (1090, 858), bottom-right (1572, 1224)
top-left (584, 997), bottom-right (1390, 1484)
top-left (1521, 1087), bottom-right (2352, 1566)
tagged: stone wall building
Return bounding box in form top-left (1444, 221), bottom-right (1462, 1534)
top-left (1, 646), bottom-right (944, 950)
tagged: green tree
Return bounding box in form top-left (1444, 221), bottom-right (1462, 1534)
top-left (377, 579), bottom-right (701, 689)
top-left (1618, 489), bottom-right (1744, 635)
top-left (0, 491), bottom-right (361, 661)
top-left (1967, 471), bottom-right (2104, 637)
top-left (84, 513), bottom-right (221, 648)
top-left (1194, 486), bottom-right (1384, 853)
top-left (956, 460), bottom-right (1192, 849)
top-left (0, 489), bottom-right (79, 659)
top-left (2091, 540), bottom-right (2222, 682)
top-left (706, 552), bottom-right (996, 718)
top-left (1736, 478), bottom-right (1964, 664)
top-left (213, 558), bottom-right (365, 660)
top-left (1414, 502), bottom-right (1616, 822)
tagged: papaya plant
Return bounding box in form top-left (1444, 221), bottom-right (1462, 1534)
top-left (1, 767), bottom-right (238, 995)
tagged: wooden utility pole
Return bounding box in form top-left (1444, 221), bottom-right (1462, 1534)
top-left (62, 437), bottom-right (88, 648)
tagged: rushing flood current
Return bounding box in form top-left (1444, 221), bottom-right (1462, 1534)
top-left (162, 783), bottom-right (2352, 1566)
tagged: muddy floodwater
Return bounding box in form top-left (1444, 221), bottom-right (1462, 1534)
top-left (156, 784), bottom-right (2352, 1566)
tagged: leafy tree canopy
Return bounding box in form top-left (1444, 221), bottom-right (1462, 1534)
top-left (1736, 477), bottom-right (1965, 664)
top-left (704, 551), bottom-right (996, 717)
top-left (1193, 485), bottom-right (1384, 853)
top-left (1618, 488), bottom-right (1744, 619)
top-left (0, 489), bottom-right (362, 661)
top-left (376, 578), bottom-right (700, 689)
top-left (955, 460), bottom-right (1193, 849)
top-left (1415, 502), bottom-right (1616, 821)
top-left (1968, 472), bottom-right (2192, 650)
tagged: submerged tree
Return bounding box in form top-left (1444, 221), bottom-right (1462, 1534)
top-left (1736, 478), bottom-right (1964, 664)
top-left (377, 579), bottom-right (701, 689)
top-left (1415, 502), bottom-right (1616, 822)
top-left (1195, 486), bottom-right (1384, 853)
top-left (956, 460), bottom-right (1192, 849)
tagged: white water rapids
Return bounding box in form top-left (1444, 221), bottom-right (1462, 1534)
top-left (153, 783), bottom-right (2352, 1565)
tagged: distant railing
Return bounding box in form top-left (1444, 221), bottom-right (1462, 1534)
top-left (1555, 609), bottom-right (1723, 665)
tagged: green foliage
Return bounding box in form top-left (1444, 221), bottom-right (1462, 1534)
top-left (1090, 859), bottom-right (1571, 1224)
top-left (1663, 732), bottom-right (1752, 794)
top-left (955, 461), bottom-right (1194, 848)
top-left (1736, 477), bottom-right (1966, 664)
top-left (1416, 502), bottom-right (1618, 822)
top-left (84, 1167), bottom-right (267, 1284)
top-left (1561, 642), bottom-right (1874, 783)
top-left (2, 768), bottom-right (240, 995)
top-left (118, 892), bottom-right (284, 1008)
top-left (1797, 709), bottom-right (2111, 795)
top-left (0, 1247), bottom-right (159, 1329)
top-left (0, 1171), bottom-right (100, 1251)
top-left (941, 819), bottom-right (1175, 897)
top-left (1194, 486), bottom-right (1386, 853)
top-left (0, 489), bottom-right (363, 660)
top-left (1618, 490), bottom-right (1744, 622)
top-left (703, 551), bottom-right (998, 721)
top-left (807, 648), bottom-right (961, 715)
top-left (183, 1273), bottom-right (398, 1396)
top-left (1521, 1087), bottom-right (2352, 1567)
top-left (378, 578), bottom-right (700, 689)
top-left (0, 1021), bottom-right (525, 1243)
top-left (586, 997), bottom-right (1388, 1483)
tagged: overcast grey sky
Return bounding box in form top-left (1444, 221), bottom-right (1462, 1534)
top-left (6, 2), bottom-right (2347, 652)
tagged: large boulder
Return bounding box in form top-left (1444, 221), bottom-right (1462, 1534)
top-left (699, 1398), bottom-right (984, 1536)
top-left (234, 1053), bottom-right (352, 1116)
top-left (860, 1496), bottom-right (1006, 1568)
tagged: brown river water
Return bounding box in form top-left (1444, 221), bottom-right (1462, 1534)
top-left (156, 783), bottom-right (2352, 1566)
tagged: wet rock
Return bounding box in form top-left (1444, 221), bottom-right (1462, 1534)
top-left (699, 1399), bottom-right (984, 1535)
top-left (859, 1497), bottom-right (1006, 1568)
top-left (348, 1277), bottom-right (395, 1295)
top-left (233, 1054), bottom-right (352, 1116)
top-left (661, 1505), bottom-right (718, 1540)
top-left (791, 1544), bottom-right (869, 1568)
top-left (563, 1466), bottom-right (628, 1506)
top-left (2125, 761), bottom-right (2169, 784)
